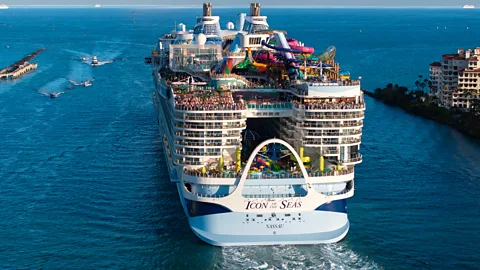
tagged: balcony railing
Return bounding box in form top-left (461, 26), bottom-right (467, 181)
top-left (184, 170), bottom-right (238, 179)
top-left (174, 103), bottom-right (246, 111)
top-left (293, 102), bottom-right (365, 111)
top-left (299, 112), bottom-right (365, 120)
top-left (242, 193), bottom-right (307, 199)
top-left (247, 102), bottom-right (292, 110)
top-left (303, 138), bottom-right (361, 145)
top-left (177, 115), bottom-right (244, 121)
top-left (304, 130), bottom-right (362, 137)
top-left (176, 160), bottom-right (203, 165)
top-left (175, 131), bottom-right (240, 138)
top-left (175, 150), bottom-right (221, 156)
top-left (176, 123), bottom-right (247, 130)
top-left (175, 141), bottom-right (239, 147)
top-left (299, 121), bottom-right (363, 129)
top-left (343, 154), bottom-right (363, 164)
top-left (320, 188), bottom-right (350, 196)
top-left (322, 149), bottom-right (340, 155)
top-left (246, 169), bottom-right (354, 179)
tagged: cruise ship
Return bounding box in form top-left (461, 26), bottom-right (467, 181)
top-left (148, 3), bottom-right (365, 246)
top-left (0, 4), bottom-right (8, 9)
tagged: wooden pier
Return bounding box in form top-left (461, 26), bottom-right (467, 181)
top-left (0, 48), bottom-right (46, 81)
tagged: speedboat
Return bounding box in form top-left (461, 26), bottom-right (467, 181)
top-left (92, 56), bottom-right (99, 66)
top-left (49, 92), bottom-right (63, 98)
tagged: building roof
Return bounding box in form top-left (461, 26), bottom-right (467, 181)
top-left (463, 68), bottom-right (480, 72)
top-left (430, 62), bottom-right (441, 67)
top-left (470, 56), bottom-right (478, 61)
top-left (442, 54), bottom-right (465, 60)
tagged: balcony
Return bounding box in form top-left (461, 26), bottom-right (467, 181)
top-left (176, 114), bottom-right (244, 122)
top-left (247, 102), bottom-right (292, 110)
top-left (298, 120), bottom-right (364, 129)
top-left (302, 138), bottom-right (361, 146)
top-left (299, 112), bottom-right (365, 121)
top-left (293, 102), bottom-right (365, 112)
top-left (175, 140), bottom-right (239, 147)
top-left (175, 150), bottom-right (222, 157)
top-left (342, 154), bottom-right (363, 165)
top-left (304, 129), bottom-right (362, 137)
top-left (175, 122), bottom-right (247, 130)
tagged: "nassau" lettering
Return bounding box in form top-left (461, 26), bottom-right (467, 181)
top-left (266, 224), bottom-right (284, 229)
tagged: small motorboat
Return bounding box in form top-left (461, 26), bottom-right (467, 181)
top-left (91, 56), bottom-right (99, 66)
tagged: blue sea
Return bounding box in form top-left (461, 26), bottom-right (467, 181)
top-left (1, 7), bottom-right (480, 269)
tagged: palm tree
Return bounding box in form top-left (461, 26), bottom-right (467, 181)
top-left (422, 78), bottom-right (430, 91)
top-left (464, 90), bottom-right (473, 112)
top-left (420, 81), bottom-right (426, 92)
top-left (415, 80), bottom-right (421, 91)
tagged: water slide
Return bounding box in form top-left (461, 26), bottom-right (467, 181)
top-left (261, 31), bottom-right (302, 78)
top-left (261, 31), bottom-right (301, 60)
top-left (287, 38), bottom-right (315, 54)
top-left (316, 46), bottom-right (336, 62)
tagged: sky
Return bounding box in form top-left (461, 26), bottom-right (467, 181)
top-left (3, 0), bottom-right (475, 7)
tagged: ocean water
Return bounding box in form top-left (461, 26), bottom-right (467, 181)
top-left (1, 7), bottom-right (479, 269)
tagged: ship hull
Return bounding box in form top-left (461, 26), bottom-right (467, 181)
top-left (154, 77), bottom-right (353, 246)
top-left (176, 184), bottom-right (349, 246)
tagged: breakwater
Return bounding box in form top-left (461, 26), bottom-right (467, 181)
top-left (0, 48), bottom-right (45, 80)
top-left (364, 86), bottom-right (480, 138)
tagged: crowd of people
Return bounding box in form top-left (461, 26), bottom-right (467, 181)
top-left (174, 91), bottom-right (246, 111)
top-left (293, 99), bottom-right (365, 110)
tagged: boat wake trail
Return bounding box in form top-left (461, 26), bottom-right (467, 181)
top-left (67, 60), bottom-right (92, 82)
top-left (217, 244), bottom-right (382, 270)
top-left (92, 41), bottom-right (126, 66)
top-left (65, 42), bottom-right (126, 67)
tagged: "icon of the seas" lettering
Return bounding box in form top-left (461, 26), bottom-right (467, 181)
top-left (245, 199), bottom-right (302, 210)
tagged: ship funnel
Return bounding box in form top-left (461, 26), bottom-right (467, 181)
top-left (236, 13), bottom-right (246, 31)
top-left (203, 3), bottom-right (212, 16)
top-left (250, 3), bottom-right (261, 16)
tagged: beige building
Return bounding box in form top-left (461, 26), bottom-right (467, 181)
top-left (430, 48), bottom-right (480, 110)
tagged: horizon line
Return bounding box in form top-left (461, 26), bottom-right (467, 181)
top-left (3, 5), bottom-right (476, 9)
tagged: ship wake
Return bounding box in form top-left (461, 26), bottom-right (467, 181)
top-left (216, 243), bottom-right (382, 270)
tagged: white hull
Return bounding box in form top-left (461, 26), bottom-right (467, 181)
top-left (176, 184), bottom-right (349, 246)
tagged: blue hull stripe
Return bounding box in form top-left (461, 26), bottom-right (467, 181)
top-left (186, 199), bottom-right (346, 217)
top-left (315, 199), bottom-right (347, 213)
top-left (186, 199), bottom-right (232, 217)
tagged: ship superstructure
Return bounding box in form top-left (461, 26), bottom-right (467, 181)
top-left (149, 3), bottom-right (365, 246)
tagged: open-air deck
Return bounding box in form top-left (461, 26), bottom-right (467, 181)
top-left (293, 100), bottom-right (365, 111)
top-left (173, 88), bottom-right (246, 111)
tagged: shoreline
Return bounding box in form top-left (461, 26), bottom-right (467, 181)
top-left (363, 88), bottom-right (480, 139)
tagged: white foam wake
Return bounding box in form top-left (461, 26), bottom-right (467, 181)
top-left (217, 243), bottom-right (382, 270)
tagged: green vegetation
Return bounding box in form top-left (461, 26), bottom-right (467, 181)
top-left (365, 82), bottom-right (480, 138)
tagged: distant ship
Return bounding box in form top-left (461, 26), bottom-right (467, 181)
top-left (95, 4), bottom-right (101, 8)
top-left (463, 5), bottom-right (475, 8)
top-left (0, 4), bottom-right (9, 9)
